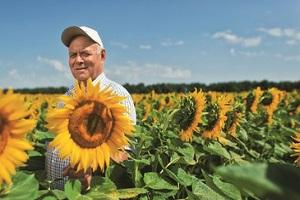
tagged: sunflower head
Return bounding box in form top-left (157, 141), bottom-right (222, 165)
top-left (174, 95), bottom-right (196, 132)
top-left (201, 98), bottom-right (219, 131)
top-left (291, 133), bottom-right (300, 166)
top-left (260, 91), bottom-right (273, 105)
top-left (287, 98), bottom-right (300, 114)
top-left (175, 90), bottom-right (206, 142)
top-left (245, 92), bottom-right (255, 111)
top-left (47, 79), bottom-right (134, 172)
top-left (0, 91), bottom-right (35, 186)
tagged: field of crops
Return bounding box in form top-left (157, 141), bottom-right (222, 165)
top-left (0, 86), bottom-right (300, 200)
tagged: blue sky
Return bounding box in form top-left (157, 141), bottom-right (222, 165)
top-left (0, 0), bottom-right (300, 89)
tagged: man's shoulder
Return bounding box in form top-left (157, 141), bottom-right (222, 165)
top-left (104, 78), bottom-right (131, 97)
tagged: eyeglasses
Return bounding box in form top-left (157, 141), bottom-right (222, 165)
top-left (68, 50), bottom-right (100, 60)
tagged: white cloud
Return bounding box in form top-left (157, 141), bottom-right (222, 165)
top-left (106, 61), bottom-right (191, 84)
top-left (37, 56), bottom-right (66, 72)
top-left (212, 30), bottom-right (261, 47)
top-left (230, 48), bottom-right (264, 57)
top-left (37, 56), bottom-right (71, 80)
top-left (213, 31), bottom-right (241, 44)
top-left (151, 64), bottom-right (191, 79)
top-left (243, 37), bottom-right (261, 47)
top-left (161, 39), bottom-right (184, 46)
top-left (110, 41), bottom-right (129, 49)
top-left (258, 27), bottom-right (300, 40)
top-left (139, 44), bottom-right (152, 50)
top-left (258, 27), bottom-right (282, 37)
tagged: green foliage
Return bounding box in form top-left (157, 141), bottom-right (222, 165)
top-left (1, 89), bottom-right (300, 199)
top-left (0, 172), bottom-right (39, 200)
top-left (216, 163), bottom-right (300, 200)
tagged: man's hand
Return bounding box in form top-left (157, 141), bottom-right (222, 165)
top-left (111, 151), bottom-right (129, 163)
top-left (63, 165), bottom-right (92, 192)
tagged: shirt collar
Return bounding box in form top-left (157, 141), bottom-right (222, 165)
top-left (92, 72), bottom-right (106, 86)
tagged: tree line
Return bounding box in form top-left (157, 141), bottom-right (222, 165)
top-left (6, 80), bottom-right (300, 94)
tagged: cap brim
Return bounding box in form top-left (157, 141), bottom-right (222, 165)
top-left (61, 26), bottom-right (89, 47)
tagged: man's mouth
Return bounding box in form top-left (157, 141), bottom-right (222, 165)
top-left (76, 67), bottom-right (88, 70)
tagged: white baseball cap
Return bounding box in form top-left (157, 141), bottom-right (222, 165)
top-left (61, 25), bottom-right (104, 48)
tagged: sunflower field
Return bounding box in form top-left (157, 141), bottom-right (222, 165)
top-left (0, 85), bottom-right (300, 200)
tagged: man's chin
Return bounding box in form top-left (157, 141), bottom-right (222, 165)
top-left (74, 75), bottom-right (89, 81)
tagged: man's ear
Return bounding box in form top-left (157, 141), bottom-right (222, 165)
top-left (101, 49), bottom-right (106, 60)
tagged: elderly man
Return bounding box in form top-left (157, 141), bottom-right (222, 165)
top-left (46, 25), bottom-right (136, 190)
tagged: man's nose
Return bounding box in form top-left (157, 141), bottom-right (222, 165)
top-left (75, 54), bottom-right (84, 63)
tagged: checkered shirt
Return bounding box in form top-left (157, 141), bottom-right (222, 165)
top-left (45, 73), bottom-right (136, 190)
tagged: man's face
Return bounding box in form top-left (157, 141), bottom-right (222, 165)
top-left (68, 36), bottom-right (105, 82)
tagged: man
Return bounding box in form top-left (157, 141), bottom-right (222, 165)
top-left (46, 25), bottom-right (136, 190)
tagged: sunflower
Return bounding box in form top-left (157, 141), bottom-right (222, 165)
top-left (264, 88), bottom-right (284, 125)
top-left (291, 132), bottom-right (300, 166)
top-left (0, 91), bottom-right (35, 186)
top-left (179, 90), bottom-right (206, 142)
top-left (202, 95), bottom-right (232, 144)
top-left (250, 87), bottom-right (263, 113)
top-left (227, 112), bottom-right (243, 137)
top-left (46, 79), bottom-right (134, 173)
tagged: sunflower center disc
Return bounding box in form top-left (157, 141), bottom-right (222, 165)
top-left (68, 101), bottom-right (114, 148)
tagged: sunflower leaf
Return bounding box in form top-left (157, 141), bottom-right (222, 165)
top-left (0, 171), bottom-right (39, 200)
top-left (64, 180), bottom-right (83, 200)
top-left (177, 168), bottom-right (198, 187)
top-left (203, 141), bottom-right (231, 160)
top-left (192, 179), bottom-right (225, 200)
top-left (117, 188), bottom-right (148, 198)
top-left (215, 163), bottom-right (285, 198)
top-left (144, 172), bottom-right (177, 190)
top-left (212, 175), bottom-right (242, 200)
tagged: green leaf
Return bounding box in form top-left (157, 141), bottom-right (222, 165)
top-left (212, 176), bottom-right (242, 200)
top-left (204, 141), bottom-right (231, 160)
top-left (36, 189), bottom-right (66, 200)
top-left (36, 190), bottom-right (49, 199)
top-left (215, 163), bottom-right (281, 197)
top-left (192, 180), bottom-right (225, 200)
top-left (85, 191), bottom-right (118, 200)
top-left (64, 180), bottom-right (82, 200)
top-left (117, 188), bottom-right (148, 198)
top-left (152, 189), bottom-right (177, 199)
top-left (90, 176), bottom-right (117, 192)
top-left (0, 171), bottom-right (39, 200)
top-left (165, 168), bottom-right (181, 184)
top-left (85, 177), bottom-right (119, 200)
top-left (132, 158), bottom-right (151, 165)
top-left (143, 172), bottom-right (177, 190)
top-left (229, 151), bottom-right (248, 164)
top-left (177, 143), bottom-right (196, 165)
top-left (187, 190), bottom-right (201, 200)
top-left (237, 126), bottom-right (248, 141)
top-left (42, 196), bottom-right (57, 200)
top-left (34, 130), bottom-right (54, 141)
top-left (177, 168), bottom-right (197, 187)
top-left (51, 189), bottom-right (67, 200)
top-left (28, 150), bottom-right (43, 157)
